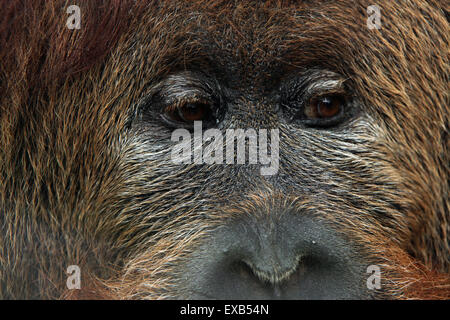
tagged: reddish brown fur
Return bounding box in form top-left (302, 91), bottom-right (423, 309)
top-left (0, 0), bottom-right (448, 299)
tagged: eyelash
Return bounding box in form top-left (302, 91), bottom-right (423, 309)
top-left (162, 98), bottom-right (213, 125)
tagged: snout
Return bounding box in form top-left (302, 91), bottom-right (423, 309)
top-left (181, 212), bottom-right (373, 299)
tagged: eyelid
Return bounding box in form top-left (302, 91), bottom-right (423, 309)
top-left (163, 97), bottom-right (211, 111)
top-left (304, 78), bottom-right (347, 97)
top-left (160, 91), bottom-right (217, 128)
top-left (158, 73), bottom-right (214, 102)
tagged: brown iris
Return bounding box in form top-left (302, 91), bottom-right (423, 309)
top-left (164, 101), bottom-right (211, 123)
top-left (305, 95), bottom-right (344, 119)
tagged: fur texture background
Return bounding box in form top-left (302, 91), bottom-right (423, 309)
top-left (0, 0), bottom-right (448, 299)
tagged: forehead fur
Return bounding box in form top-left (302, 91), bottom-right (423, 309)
top-left (1, 1), bottom-right (447, 115)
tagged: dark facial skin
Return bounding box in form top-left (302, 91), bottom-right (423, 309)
top-left (123, 60), bottom-right (389, 299)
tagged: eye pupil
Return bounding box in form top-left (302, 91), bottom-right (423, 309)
top-left (317, 97), bottom-right (340, 118)
top-left (180, 103), bottom-right (207, 121)
top-left (305, 95), bottom-right (342, 120)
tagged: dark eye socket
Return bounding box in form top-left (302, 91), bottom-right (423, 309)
top-left (163, 100), bottom-right (213, 125)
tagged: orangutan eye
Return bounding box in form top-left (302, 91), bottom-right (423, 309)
top-left (306, 96), bottom-right (342, 118)
top-left (162, 100), bottom-right (213, 125)
top-left (302, 94), bottom-right (347, 127)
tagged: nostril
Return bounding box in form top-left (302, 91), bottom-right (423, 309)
top-left (226, 256), bottom-right (309, 299)
top-left (232, 260), bottom-right (259, 282)
top-left (232, 255), bottom-right (303, 286)
top-left (183, 217), bottom-right (372, 299)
